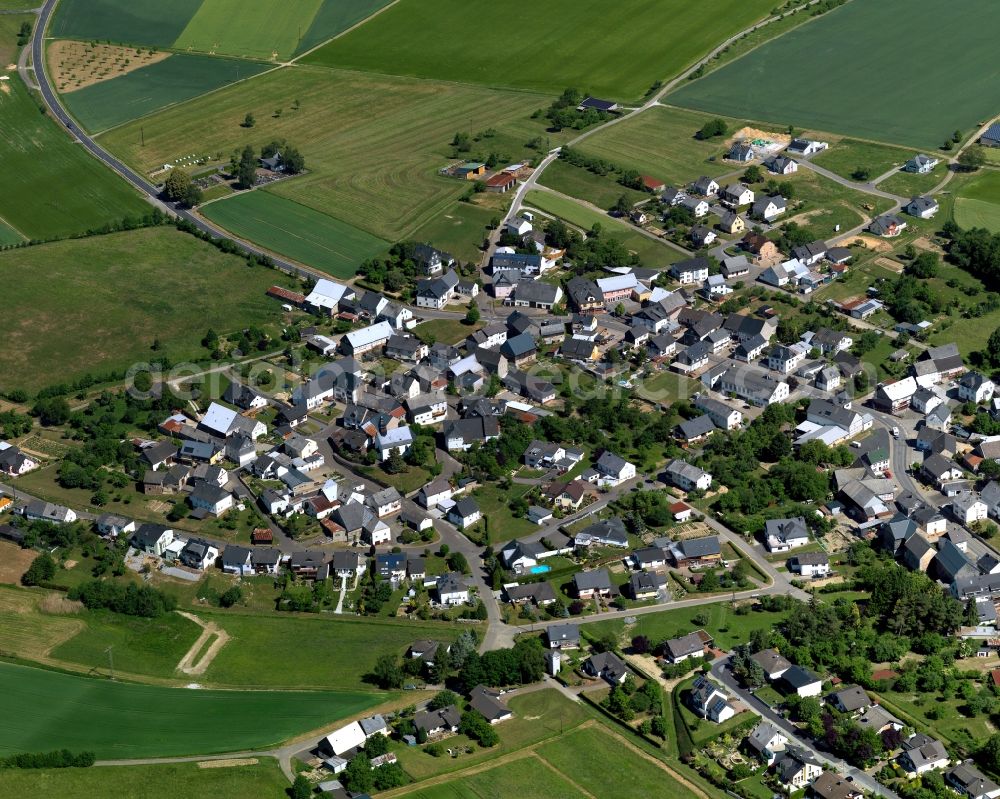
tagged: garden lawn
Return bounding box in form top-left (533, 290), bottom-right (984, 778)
top-left (50, 0), bottom-right (203, 47)
top-left (524, 190), bottom-right (681, 266)
top-left (668, 0), bottom-right (1000, 149)
top-left (196, 611), bottom-right (459, 690)
top-left (409, 201), bottom-right (493, 265)
top-left (61, 54), bottom-right (272, 133)
top-left (471, 483), bottom-right (540, 543)
top-left (100, 66), bottom-right (553, 241)
top-left (201, 191), bottom-right (389, 278)
top-left (875, 689), bottom-right (993, 749)
top-left (0, 662), bottom-right (381, 758)
top-left (954, 169), bottom-right (1000, 234)
top-left (0, 759), bottom-right (290, 799)
top-left (574, 105), bottom-right (755, 187)
top-left (536, 725), bottom-right (698, 798)
top-left (0, 76), bottom-right (147, 239)
top-left (0, 226), bottom-right (292, 393)
top-left (414, 318), bottom-right (478, 346)
top-left (583, 602), bottom-right (789, 651)
top-left (636, 370), bottom-right (701, 405)
top-left (304, 0), bottom-right (775, 100)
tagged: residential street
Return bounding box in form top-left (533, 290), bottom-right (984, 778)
top-left (710, 656), bottom-right (900, 799)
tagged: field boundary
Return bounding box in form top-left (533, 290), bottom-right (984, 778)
top-left (290, 0), bottom-right (402, 64)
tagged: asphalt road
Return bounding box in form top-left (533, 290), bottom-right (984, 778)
top-left (710, 656), bottom-right (900, 799)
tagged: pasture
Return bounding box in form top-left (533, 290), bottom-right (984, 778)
top-left (50, 0), bottom-right (204, 48)
top-left (954, 170), bottom-right (1000, 233)
top-left (61, 53), bottom-right (271, 133)
top-left (0, 226), bottom-right (290, 393)
top-left (201, 191), bottom-right (388, 278)
top-left (0, 75), bottom-right (147, 240)
top-left (0, 662), bottom-right (380, 758)
top-left (304, 0), bottom-right (776, 100)
top-left (523, 189), bottom-right (681, 266)
top-left (100, 66), bottom-right (553, 241)
top-left (0, 759), bottom-right (289, 799)
top-left (669, 0), bottom-right (1000, 149)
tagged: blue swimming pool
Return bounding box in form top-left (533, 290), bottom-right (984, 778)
top-left (530, 565), bottom-right (551, 574)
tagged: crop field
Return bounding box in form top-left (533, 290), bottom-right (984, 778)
top-left (201, 191), bottom-right (388, 278)
top-left (100, 66), bottom-right (553, 241)
top-left (669, 0), bottom-right (1000, 149)
top-left (185, 611), bottom-right (459, 690)
top-left (573, 105), bottom-right (760, 188)
top-left (954, 170), bottom-right (1000, 233)
top-left (61, 54), bottom-right (272, 133)
top-left (524, 189), bottom-right (682, 266)
top-left (175, 0), bottom-right (324, 60)
top-left (0, 662), bottom-right (381, 758)
top-left (305, 0), bottom-right (775, 100)
top-left (0, 759), bottom-right (289, 799)
top-left (0, 226), bottom-right (291, 393)
top-left (51, 0), bottom-right (389, 57)
top-left (50, 0), bottom-right (204, 48)
top-left (0, 76), bottom-right (147, 240)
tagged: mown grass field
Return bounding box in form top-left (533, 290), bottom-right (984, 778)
top-left (574, 105), bottom-right (761, 188)
top-left (810, 138), bottom-right (915, 182)
top-left (0, 226), bottom-right (290, 393)
top-left (188, 611), bottom-right (460, 690)
top-left (400, 754), bottom-right (588, 799)
top-left (669, 0), bottom-right (1000, 149)
top-left (954, 169), bottom-right (1000, 233)
top-left (523, 189), bottom-right (681, 266)
top-left (0, 76), bottom-right (147, 239)
top-left (0, 662), bottom-right (381, 758)
top-left (50, 0), bottom-right (204, 48)
top-left (201, 190), bottom-right (388, 278)
top-left (539, 158), bottom-right (648, 212)
top-left (410, 200), bottom-right (493, 264)
top-left (0, 759), bottom-right (290, 799)
top-left (304, 0), bottom-right (775, 100)
top-left (100, 66), bottom-right (553, 241)
top-left (0, 12), bottom-right (31, 67)
top-left (60, 53), bottom-right (272, 133)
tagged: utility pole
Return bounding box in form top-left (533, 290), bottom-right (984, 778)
top-left (104, 645), bottom-right (115, 681)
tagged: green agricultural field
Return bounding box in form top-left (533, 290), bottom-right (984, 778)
top-left (305, 0), bottom-right (775, 100)
top-left (100, 66), bottom-right (553, 241)
top-left (0, 13), bottom-right (31, 67)
top-left (410, 201), bottom-right (493, 265)
top-left (810, 138), bottom-right (915, 182)
top-left (175, 0), bottom-right (322, 60)
top-left (0, 76), bottom-right (147, 240)
top-left (50, 0), bottom-right (204, 48)
top-left (524, 189), bottom-right (681, 266)
top-left (574, 105), bottom-right (759, 188)
top-left (0, 662), bottom-right (380, 758)
top-left (201, 191), bottom-right (389, 278)
top-left (0, 759), bottom-right (290, 799)
top-left (669, 0), bottom-right (1000, 149)
top-left (61, 54), bottom-right (272, 133)
top-left (539, 159), bottom-right (648, 213)
top-left (584, 601), bottom-right (789, 651)
top-left (398, 755), bottom-right (588, 799)
top-left (51, 610), bottom-right (202, 679)
top-left (295, 0), bottom-right (393, 55)
top-left (536, 726), bottom-right (698, 798)
top-left (0, 226), bottom-right (293, 393)
top-left (193, 611), bottom-right (459, 690)
top-left (0, 219), bottom-right (24, 246)
top-left (954, 169), bottom-right (1000, 233)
